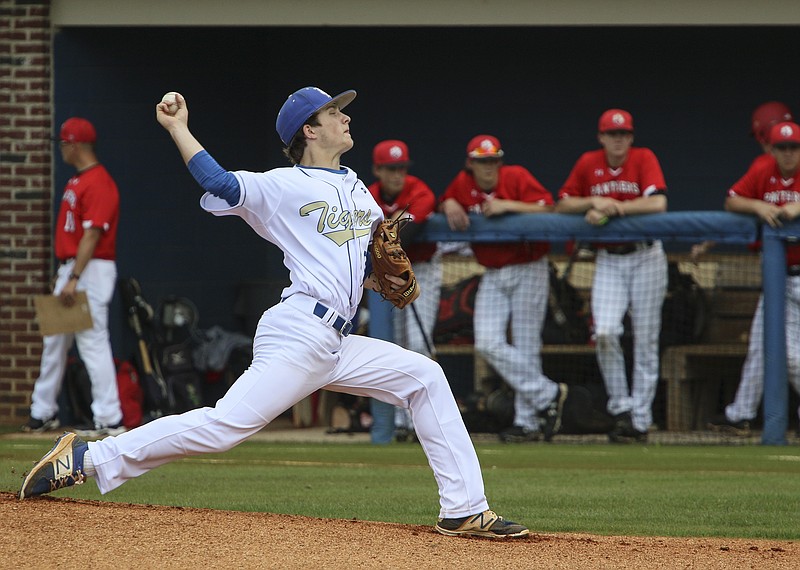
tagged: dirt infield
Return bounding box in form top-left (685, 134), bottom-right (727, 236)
top-left (1, 492), bottom-right (797, 569)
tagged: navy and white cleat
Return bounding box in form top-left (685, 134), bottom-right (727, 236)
top-left (19, 432), bottom-right (89, 500)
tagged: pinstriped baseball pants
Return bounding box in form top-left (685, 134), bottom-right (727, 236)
top-left (474, 258), bottom-right (558, 431)
top-left (592, 243), bottom-right (667, 432)
top-left (726, 276), bottom-right (800, 422)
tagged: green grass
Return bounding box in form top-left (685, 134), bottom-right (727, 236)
top-left (2, 435), bottom-right (799, 540)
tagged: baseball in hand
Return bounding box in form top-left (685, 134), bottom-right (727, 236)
top-left (161, 91), bottom-right (179, 114)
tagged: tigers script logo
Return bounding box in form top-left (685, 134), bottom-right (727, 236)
top-left (299, 201), bottom-right (373, 246)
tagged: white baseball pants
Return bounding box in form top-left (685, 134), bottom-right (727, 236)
top-left (726, 276), bottom-right (800, 422)
top-left (474, 259), bottom-right (558, 430)
top-left (393, 258), bottom-right (442, 429)
top-left (30, 259), bottom-right (123, 426)
top-left (89, 295), bottom-right (490, 518)
top-left (592, 243), bottom-right (667, 432)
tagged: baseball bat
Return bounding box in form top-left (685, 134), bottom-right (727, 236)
top-left (125, 300), bottom-right (154, 374)
top-left (125, 286), bottom-right (155, 375)
top-left (138, 338), bottom-right (154, 374)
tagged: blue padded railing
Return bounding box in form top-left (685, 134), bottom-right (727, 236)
top-left (369, 211), bottom-right (797, 444)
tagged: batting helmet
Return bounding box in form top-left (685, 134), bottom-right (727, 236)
top-left (751, 101), bottom-right (794, 145)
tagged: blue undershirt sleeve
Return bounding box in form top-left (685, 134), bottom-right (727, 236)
top-left (187, 150), bottom-right (241, 206)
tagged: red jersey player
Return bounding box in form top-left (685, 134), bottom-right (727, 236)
top-left (440, 134), bottom-right (568, 443)
top-left (556, 109), bottom-right (668, 443)
top-left (707, 121), bottom-right (800, 435)
top-left (23, 117), bottom-right (124, 437)
top-left (368, 140), bottom-right (437, 273)
top-left (368, 139), bottom-right (439, 442)
top-left (692, 101), bottom-right (794, 260)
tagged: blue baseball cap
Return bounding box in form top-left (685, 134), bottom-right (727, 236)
top-left (275, 87), bottom-right (357, 145)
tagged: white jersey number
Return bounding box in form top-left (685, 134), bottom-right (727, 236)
top-left (64, 211), bottom-right (76, 233)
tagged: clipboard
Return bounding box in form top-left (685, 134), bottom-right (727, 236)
top-left (34, 292), bottom-right (94, 336)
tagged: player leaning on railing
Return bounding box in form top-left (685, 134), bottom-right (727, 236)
top-left (439, 134), bottom-right (568, 444)
top-left (707, 121), bottom-right (800, 435)
top-left (555, 109), bottom-right (668, 444)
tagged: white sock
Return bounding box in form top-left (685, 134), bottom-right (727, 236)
top-left (82, 450), bottom-right (96, 477)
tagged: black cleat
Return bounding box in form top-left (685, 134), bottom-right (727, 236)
top-left (21, 414), bottom-right (60, 433)
top-left (541, 383), bottom-right (569, 442)
top-left (499, 425), bottom-right (541, 443)
top-left (608, 412), bottom-right (648, 443)
top-left (706, 414), bottom-right (751, 436)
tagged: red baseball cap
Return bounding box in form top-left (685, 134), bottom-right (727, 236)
top-left (598, 109), bottom-right (634, 133)
top-left (59, 117), bottom-right (97, 143)
top-left (752, 101), bottom-right (794, 144)
top-left (770, 122), bottom-right (800, 145)
top-left (467, 135), bottom-right (504, 158)
top-left (373, 140), bottom-right (410, 166)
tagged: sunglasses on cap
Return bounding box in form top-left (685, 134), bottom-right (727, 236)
top-left (773, 143), bottom-right (800, 151)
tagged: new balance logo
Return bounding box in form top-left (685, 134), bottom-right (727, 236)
top-left (468, 512), bottom-right (496, 529)
top-left (54, 455), bottom-right (72, 477)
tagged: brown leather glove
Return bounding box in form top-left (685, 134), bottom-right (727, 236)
top-left (370, 216), bottom-right (420, 309)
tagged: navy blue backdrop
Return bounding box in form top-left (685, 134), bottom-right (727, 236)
top-left (51, 26), bottom-right (800, 357)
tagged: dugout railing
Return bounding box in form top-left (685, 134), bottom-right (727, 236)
top-left (368, 211), bottom-right (798, 445)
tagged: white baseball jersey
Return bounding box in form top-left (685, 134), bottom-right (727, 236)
top-left (203, 165), bottom-right (379, 318)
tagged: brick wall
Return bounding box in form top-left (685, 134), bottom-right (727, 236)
top-left (0, 0), bottom-right (52, 425)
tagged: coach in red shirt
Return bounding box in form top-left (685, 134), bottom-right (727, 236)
top-left (556, 110), bottom-right (668, 443)
top-left (23, 117), bottom-right (124, 437)
top-left (440, 135), bottom-right (568, 443)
